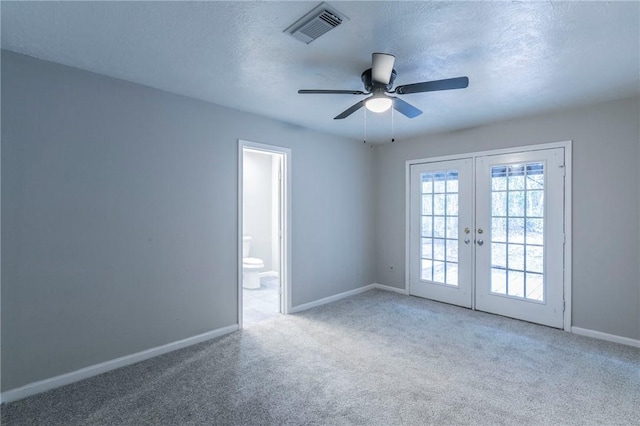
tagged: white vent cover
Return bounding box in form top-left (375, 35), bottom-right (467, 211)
top-left (285, 3), bottom-right (348, 44)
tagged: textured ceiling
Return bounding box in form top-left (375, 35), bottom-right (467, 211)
top-left (2, 1), bottom-right (639, 143)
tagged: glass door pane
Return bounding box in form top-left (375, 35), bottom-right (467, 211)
top-left (420, 170), bottom-right (459, 286)
top-left (490, 162), bottom-right (545, 302)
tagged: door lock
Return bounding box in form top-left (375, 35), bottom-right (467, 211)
top-left (464, 227), bottom-right (471, 234)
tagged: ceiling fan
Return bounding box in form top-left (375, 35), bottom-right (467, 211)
top-left (298, 53), bottom-right (469, 120)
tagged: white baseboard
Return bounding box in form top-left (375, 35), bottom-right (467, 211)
top-left (571, 326), bottom-right (640, 348)
top-left (289, 282), bottom-right (410, 314)
top-left (290, 284), bottom-right (376, 313)
top-left (0, 324), bottom-right (238, 404)
top-left (371, 283), bottom-right (409, 295)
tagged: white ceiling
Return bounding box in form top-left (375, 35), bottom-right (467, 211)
top-left (2, 1), bottom-right (639, 143)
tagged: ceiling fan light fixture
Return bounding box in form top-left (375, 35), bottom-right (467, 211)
top-left (365, 96), bottom-right (392, 113)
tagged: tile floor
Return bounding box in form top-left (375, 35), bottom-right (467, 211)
top-left (243, 275), bottom-right (280, 325)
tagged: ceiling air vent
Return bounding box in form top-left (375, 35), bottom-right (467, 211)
top-left (285, 3), bottom-right (348, 44)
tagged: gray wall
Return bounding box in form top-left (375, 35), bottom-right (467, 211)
top-left (1, 50), bottom-right (376, 391)
top-left (2, 48), bottom-right (638, 394)
top-left (374, 95), bottom-right (640, 340)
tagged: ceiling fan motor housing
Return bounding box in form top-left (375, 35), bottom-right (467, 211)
top-left (361, 68), bottom-right (396, 92)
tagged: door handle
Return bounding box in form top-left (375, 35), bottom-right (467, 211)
top-left (464, 238), bottom-right (471, 244)
top-left (477, 239), bottom-right (484, 246)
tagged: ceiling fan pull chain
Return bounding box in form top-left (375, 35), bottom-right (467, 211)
top-left (363, 107), bottom-right (367, 143)
top-left (391, 107), bottom-right (395, 143)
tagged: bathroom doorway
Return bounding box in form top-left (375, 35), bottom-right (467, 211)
top-left (238, 140), bottom-right (291, 328)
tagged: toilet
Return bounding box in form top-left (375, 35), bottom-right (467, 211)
top-left (242, 236), bottom-right (264, 289)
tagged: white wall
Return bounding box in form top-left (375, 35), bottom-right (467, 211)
top-left (1, 50), bottom-right (376, 391)
top-left (374, 96), bottom-right (640, 341)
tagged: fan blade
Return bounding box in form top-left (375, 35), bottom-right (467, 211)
top-left (334, 99), bottom-right (366, 120)
top-left (391, 97), bottom-right (422, 118)
top-left (372, 53), bottom-right (396, 84)
top-left (394, 76), bottom-right (469, 95)
top-left (298, 89), bottom-right (367, 95)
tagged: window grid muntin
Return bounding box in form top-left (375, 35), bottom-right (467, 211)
top-left (490, 162), bottom-right (545, 301)
top-left (420, 170), bottom-right (459, 286)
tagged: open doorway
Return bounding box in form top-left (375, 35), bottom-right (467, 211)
top-left (238, 140), bottom-right (291, 327)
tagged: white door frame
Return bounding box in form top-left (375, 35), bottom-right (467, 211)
top-left (238, 139), bottom-right (292, 329)
top-left (405, 140), bottom-right (572, 331)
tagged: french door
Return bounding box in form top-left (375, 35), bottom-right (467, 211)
top-left (409, 147), bottom-right (566, 328)
top-left (409, 159), bottom-right (474, 308)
